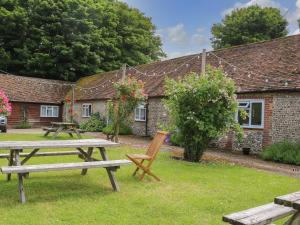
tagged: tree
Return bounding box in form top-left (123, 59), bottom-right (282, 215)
top-left (0, 0), bottom-right (164, 81)
top-left (211, 5), bottom-right (288, 49)
top-left (106, 76), bottom-right (147, 142)
top-left (164, 67), bottom-right (243, 162)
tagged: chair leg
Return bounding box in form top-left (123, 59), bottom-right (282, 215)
top-left (132, 159), bottom-right (144, 176)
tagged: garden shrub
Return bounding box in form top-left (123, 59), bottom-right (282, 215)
top-left (80, 113), bottom-right (106, 132)
top-left (15, 121), bottom-right (31, 129)
top-left (164, 66), bottom-right (243, 162)
top-left (103, 123), bottom-right (132, 135)
top-left (170, 131), bottom-right (183, 147)
top-left (261, 140), bottom-right (300, 165)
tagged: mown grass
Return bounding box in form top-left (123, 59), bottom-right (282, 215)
top-left (0, 133), bottom-right (299, 225)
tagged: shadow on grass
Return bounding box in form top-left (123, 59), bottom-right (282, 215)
top-left (0, 173), bottom-right (116, 205)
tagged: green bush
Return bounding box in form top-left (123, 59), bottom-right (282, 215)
top-left (15, 121), bottom-right (31, 129)
top-left (80, 113), bottom-right (106, 132)
top-left (261, 140), bottom-right (300, 165)
top-left (103, 123), bottom-right (132, 135)
top-left (170, 131), bottom-right (183, 147)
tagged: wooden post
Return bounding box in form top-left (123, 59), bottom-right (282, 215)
top-left (122, 64), bottom-right (126, 81)
top-left (71, 85), bottom-right (75, 123)
top-left (201, 49), bottom-right (206, 75)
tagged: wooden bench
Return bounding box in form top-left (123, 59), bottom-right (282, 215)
top-left (223, 203), bottom-right (296, 225)
top-left (0, 151), bottom-right (83, 159)
top-left (1, 160), bottom-right (131, 203)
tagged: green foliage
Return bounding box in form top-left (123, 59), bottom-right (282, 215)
top-left (79, 112), bottom-right (106, 132)
top-left (170, 131), bottom-right (183, 147)
top-left (14, 120), bottom-right (31, 129)
top-left (0, 0), bottom-right (165, 81)
top-left (211, 5), bottom-right (288, 49)
top-left (102, 123), bottom-right (132, 135)
top-left (261, 140), bottom-right (300, 165)
top-left (164, 66), bottom-right (242, 162)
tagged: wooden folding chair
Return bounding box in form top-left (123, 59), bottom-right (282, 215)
top-left (126, 131), bottom-right (168, 181)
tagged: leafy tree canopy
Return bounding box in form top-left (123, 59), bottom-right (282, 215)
top-left (211, 5), bottom-right (288, 50)
top-left (0, 0), bottom-right (165, 81)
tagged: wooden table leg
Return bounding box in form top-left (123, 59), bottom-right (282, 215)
top-left (53, 126), bottom-right (63, 139)
top-left (7, 150), bottom-right (15, 181)
top-left (284, 212), bottom-right (300, 225)
top-left (14, 150), bottom-right (26, 204)
top-left (98, 147), bottom-right (120, 192)
top-left (81, 147), bottom-right (93, 175)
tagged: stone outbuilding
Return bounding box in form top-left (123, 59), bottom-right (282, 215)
top-left (70, 35), bottom-right (300, 153)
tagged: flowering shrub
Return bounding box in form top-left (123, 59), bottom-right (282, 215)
top-left (65, 96), bottom-right (77, 122)
top-left (0, 90), bottom-right (12, 116)
top-left (164, 66), bottom-right (243, 162)
top-left (108, 75), bottom-right (147, 142)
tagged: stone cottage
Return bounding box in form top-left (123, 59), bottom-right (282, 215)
top-left (70, 34), bottom-right (300, 153)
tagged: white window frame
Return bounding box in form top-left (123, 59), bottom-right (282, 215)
top-left (82, 103), bottom-right (92, 118)
top-left (40, 105), bottom-right (59, 118)
top-left (236, 99), bottom-right (265, 129)
top-left (135, 103), bottom-right (146, 122)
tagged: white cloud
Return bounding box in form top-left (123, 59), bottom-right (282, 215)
top-left (286, 0), bottom-right (300, 35)
top-left (158, 24), bottom-right (210, 59)
top-left (222, 0), bottom-right (283, 16)
top-left (166, 23), bottom-right (189, 46)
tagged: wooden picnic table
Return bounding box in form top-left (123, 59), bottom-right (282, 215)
top-left (275, 191), bottom-right (300, 225)
top-left (43, 122), bottom-right (83, 138)
top-left (0, 139), bottom-right (131, 203)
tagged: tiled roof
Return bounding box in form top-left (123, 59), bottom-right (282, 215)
top-left (74, 34), bottom-right (300, 101)
top-left (0, 74), bottom-right (73, 103)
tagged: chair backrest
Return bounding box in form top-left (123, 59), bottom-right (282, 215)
top-left (146, 131), bottom-right (168, 160)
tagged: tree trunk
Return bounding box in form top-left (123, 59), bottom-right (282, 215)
top-left (183, 142), bottom-right (206, 162)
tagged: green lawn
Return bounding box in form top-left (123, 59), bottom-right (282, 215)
top-left (0, 133), bottom-right (299, 225)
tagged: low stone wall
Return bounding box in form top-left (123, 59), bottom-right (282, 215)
top-left (232, 130), bottom-right (264, 154)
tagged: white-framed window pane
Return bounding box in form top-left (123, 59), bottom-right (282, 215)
top-left (238, 109), bottom-right (249, 126)
top-left (82, 104), bottom-right (92, 117)
top-left (135, 104), bottom-right (146, 121)
top-left (251, 103), bottom-right (262, 126)
top-left (236, 100), bottom-right (264, 128)
top-left (40, 105), bottom-right (59, 118)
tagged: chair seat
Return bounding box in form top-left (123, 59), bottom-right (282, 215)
top-left (126, 154), bottom-right (151, 160)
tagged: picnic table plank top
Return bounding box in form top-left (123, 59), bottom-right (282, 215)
top-left (0, 139), bottom-right (120, 150)
top-left (51, 122), bottom-right (76, 126)
top-left (275, 191), bottom-right (300, 210)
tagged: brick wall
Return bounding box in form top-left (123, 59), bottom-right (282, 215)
top-left (8, 102), bottom-right (63, 128)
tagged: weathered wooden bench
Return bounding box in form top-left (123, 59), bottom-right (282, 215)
top-left (1, 159), bottom-right (131, 203)
top-left (0, 151), bottom-right (83, 159)
top-left (223, 203), bottom-right (296, 225)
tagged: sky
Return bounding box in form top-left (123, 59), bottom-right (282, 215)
top-left (121, 0), bottom-right (300, 59)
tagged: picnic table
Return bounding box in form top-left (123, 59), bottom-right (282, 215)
top-left (275, 191), bottom-right (300, 225)
top-left (223, 191), bottom-right (300, 225)
top-left (0, 139), bottom-right (131, 203)
top-left (43, 122), bottom-right (83, 138)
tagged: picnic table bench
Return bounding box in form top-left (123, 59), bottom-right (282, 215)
top-left (0, 139), bottom-right (131, 203)
top-left (223, 191), bottom-right (300, 225)
top-left (43, 122), bottom-right (84, 139)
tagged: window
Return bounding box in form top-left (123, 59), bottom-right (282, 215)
top-left (236, 100), bottom-right (264, 128)
top-left (135, 103), bottom-right (146, 121)
top-left (82, 104), bottom-right (92, 117)
top-left (40, 105), bottom-right (59, 118)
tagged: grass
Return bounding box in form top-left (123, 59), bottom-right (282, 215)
top-left (0, 133), bottom-right (299, 225)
